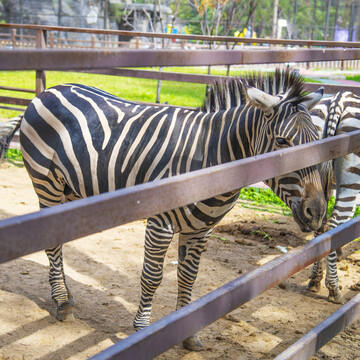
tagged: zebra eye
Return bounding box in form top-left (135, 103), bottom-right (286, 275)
top-left (276, 137), bottom-right (288, 146)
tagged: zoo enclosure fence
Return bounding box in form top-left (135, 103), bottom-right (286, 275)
top-left (0, 24), bottom-right (360, 359)
top-left (2, 23), bottom-right (360, 114)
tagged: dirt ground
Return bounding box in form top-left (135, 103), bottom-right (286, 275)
top-left (0, 163), bottom-right (359, 360)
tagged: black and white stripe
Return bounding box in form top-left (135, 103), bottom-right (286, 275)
top-left (0, 69), bottom-right (326, 350)
top-left (308, 90), bottom-right (360, 303)
top-left (203, 75), bottom-right (360, 305)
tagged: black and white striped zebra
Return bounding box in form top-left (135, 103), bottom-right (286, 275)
top-left (308, 90), bottom-right (360, 303)
top-left (0, 69), bottom-right (326, 351)
top-left (203, 76), bottom-right (360, 304)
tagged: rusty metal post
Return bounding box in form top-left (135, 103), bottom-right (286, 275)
top-left (35, 30), bottom-right (46, 96)
top-left (49, 32), bottom-right (54, 48)
top-left (11, 29), bottom-right (16, 48)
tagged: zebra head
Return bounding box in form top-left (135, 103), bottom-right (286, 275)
top-left (249, 85), bottom-right (326, 232)
top-left (203, 69), bottom-right (327, 232)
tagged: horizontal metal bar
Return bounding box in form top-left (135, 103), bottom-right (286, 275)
top-left (89, 216), bottom-right (360, 360)
top-left (304, 83), bottom-right (360, 96)
top-left (1, 131), bottom-right (360, 264)
top-left (2, 23), bottom-right (360, 48)
top-left (0, 105), bottom-right (26, 112)
top-left (0, 95), bottom-right (32, 106)
top-left (1, 48), bottom-right (360, 70)
top-left (0, 85), bottom-right (36, 93)
top-left (75, 69), bottom-right (360, 96)
top-left (74, 68), bottom-right (224, 84)
top-left (274, 294), bottom-right (360, 360)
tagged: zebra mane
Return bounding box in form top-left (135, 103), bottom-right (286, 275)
top-left (201, 68), bottom-right (308, 112)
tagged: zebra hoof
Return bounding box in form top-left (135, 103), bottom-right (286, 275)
top-left (182, 334), bottom-right (203, 351)
top-left (56, 302), bottom-right (75, 322)
top-left (307, 279), bottom-right (321, 293)
top-left (328, 290), bottom-right (344, 304)
top-left (336, 248), bottom-right (343, 261)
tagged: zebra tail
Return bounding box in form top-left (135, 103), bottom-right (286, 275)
top-left (0, 115), bottom-right (23, 160)
top-left (319, 160), bottom-right (334, 204)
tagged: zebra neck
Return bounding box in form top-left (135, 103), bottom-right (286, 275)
top-left (203, 106), bottom-right (259, 168)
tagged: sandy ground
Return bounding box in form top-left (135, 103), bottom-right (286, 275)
top-left (0, 163), bottom-right (359, 360)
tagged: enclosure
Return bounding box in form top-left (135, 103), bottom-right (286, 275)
top-left (0, 24), bottom-right (360, 359)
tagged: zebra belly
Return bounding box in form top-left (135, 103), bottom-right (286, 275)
top-left (166, 192), bottom-right (240, 234)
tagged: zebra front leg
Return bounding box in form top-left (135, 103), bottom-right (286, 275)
top-left (177, 230), bottom-right (211, 351)
top-left (45, 245), bottom-right (75, 321)
top-left (307, 258), bottom-right (324, 293)
top-left (133, 217), bottom-right (174, 331)
top-left (307, 229), bottom-right (325, 293)
top-left (325, 251), bottom-right (343, 304)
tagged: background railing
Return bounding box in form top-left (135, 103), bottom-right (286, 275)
top-left (1, 23), bottom-right (360, 115)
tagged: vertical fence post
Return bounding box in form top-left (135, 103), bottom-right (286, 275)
top-left (11, 29), bottom-right (16, 48)
top-left (49, 32), bottom-right (54, 48)
top-left (36, 30), bottom-right (46, 96)
top-left (91, 34), bottom-right (96, 48)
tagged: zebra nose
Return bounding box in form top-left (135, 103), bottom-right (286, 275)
top-left (303, 196), bottom-right (327, 230)
top-left (304, 205), bottom-right (314, 220)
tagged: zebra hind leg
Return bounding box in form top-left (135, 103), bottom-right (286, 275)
top-left (44, 191), bottom-right (80, 321)
top-left (45, 245), bottom-right (75, 321)
top-left (177, 229), bottom-right (212, 351)
top-left (133, 216), bottom-right (174, 331)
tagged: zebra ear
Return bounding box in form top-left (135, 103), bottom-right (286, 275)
top-left (301, 87), bottom-right (324, 110)
top-left (244, 86), bottom-right (280, 114)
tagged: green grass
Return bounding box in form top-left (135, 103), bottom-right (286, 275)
top-left (3, 148), bottom-right (24, 167)
top-left (239, 187), bottom-right (292, 216)
top-left (0, 68), bottom-right (323, 119)
top-left (240, 186), bottom-right (360, 219)
top-left (345, 74), bottom-right (360, 82)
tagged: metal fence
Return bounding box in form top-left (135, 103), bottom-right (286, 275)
top-left (0, 23), bottom-right (360, 359)
top-left (1, 23), bottom-right (360, 114)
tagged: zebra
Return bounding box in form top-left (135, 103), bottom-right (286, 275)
top-left (308, 90), bottom-right (360, 303)
top-left (202, 76), bottom-right (360, 304)
top-left (0, 69), bottom-right (326, 351)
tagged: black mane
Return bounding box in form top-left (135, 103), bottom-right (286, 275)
top-left (201, 68), bottom-right (308, 112)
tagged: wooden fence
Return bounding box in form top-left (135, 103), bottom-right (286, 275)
top-left (0, 23), bottom-right (360, 359)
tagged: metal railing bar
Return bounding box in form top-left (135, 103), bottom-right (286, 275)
top-left (304, 83), bottom-right (360, 96)
top-left (1, 23), bottom-right (360, 49)
top-left (0, 105), bottom-right (26, 111)
top-left (1, 48), bottom-right (360, 71)
top-left (0, 85), bottom-right (36, 93)
top-left (274, 294), bottom-right (360, 360)
top-left (74, 69), bottom-right (360, 95)
top-left (74, 68), bottom-right (225, 84)
top-left (0, 95), bottom-right (32, 106)
top-left (1, 131), bottom-right (360, 264)
top-left (89, 217), bottom-right (360, 360)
